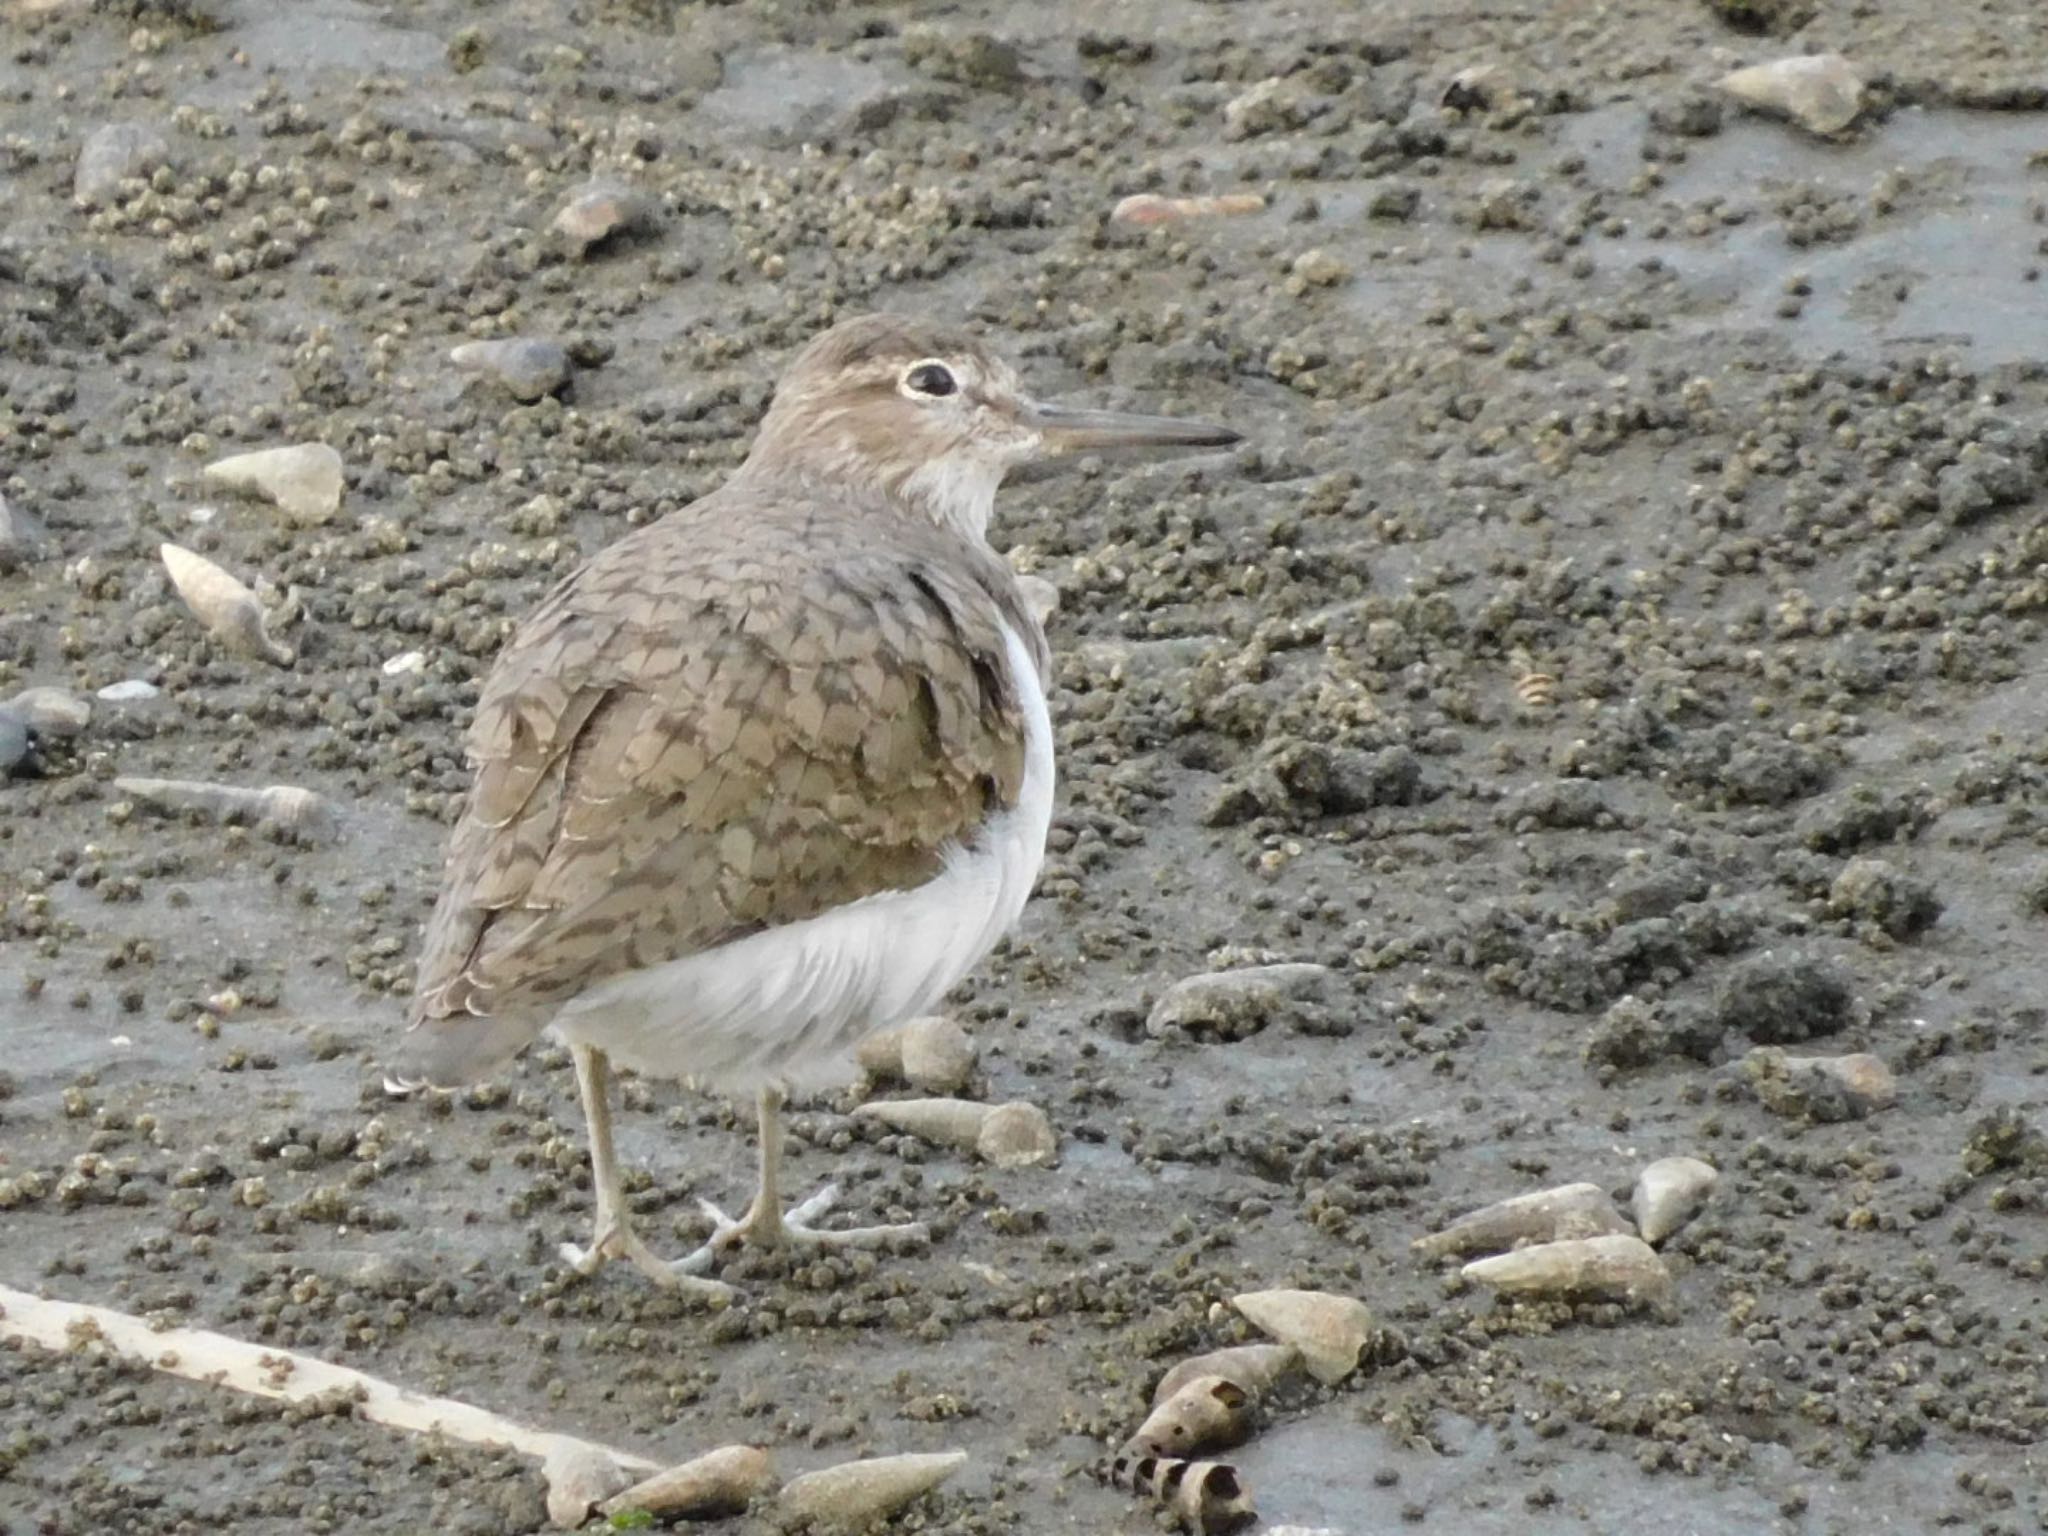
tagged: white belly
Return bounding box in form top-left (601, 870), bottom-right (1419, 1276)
top-left (552, 621), bottom-right (1054, 1092)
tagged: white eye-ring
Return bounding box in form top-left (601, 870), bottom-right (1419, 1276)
top-left (901, 360), bottom-right (958, 399)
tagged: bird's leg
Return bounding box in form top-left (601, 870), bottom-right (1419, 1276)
top-left (684, 1086), bottom-right (930, 1262)
top-left (557, 1044), bottom-right (733, 1302)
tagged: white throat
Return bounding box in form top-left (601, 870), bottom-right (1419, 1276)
top-left (899, 455), bottom-right (1004, 542)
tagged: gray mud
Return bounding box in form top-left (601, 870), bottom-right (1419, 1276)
top-left (3, 1), bottom-right (2047, 1533)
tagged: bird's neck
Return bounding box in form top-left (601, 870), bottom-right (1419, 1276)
top-left (892, 456), bottom-right (1002, 543)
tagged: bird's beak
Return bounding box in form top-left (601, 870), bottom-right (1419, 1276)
top-left (1022, 398), bottom-right (1242, 455)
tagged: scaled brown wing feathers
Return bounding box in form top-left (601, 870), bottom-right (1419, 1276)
top-left (404, 495), bottom-right (1040, 1080)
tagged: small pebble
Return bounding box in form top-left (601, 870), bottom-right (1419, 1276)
top-left (8, 687), bottom-right (90, 738)
top-left (203, 443), bottom-right (345, 527)
top-left (554, 181), bottom-right (655, 254)
top-left (450, 338), bottom-right (571, 402)
top-left (97, 679), bottom-right (161, 703)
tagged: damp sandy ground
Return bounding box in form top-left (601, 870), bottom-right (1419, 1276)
top-left (3, 1), bottom-right (2047, 1532)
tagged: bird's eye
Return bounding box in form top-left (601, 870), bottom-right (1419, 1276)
top-left (903, 361), bottom-right (957, 398)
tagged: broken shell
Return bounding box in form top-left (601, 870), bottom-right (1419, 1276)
top-left (854, 1097), bottom-right (1056, 1168)
top-left (203, 443), bottom-right (344, 526)
top-left (1717, 53), bottom-right (1865, 136)
top-left (158, 543), bottom-right (294, 666)
top-left (1111, 192), bottom-right (1266, 226)
top-left (383, 650), bottom-right (427, 677)
top-left (602, 1444), bottom-right (774, 1521)
top-left (554, 180), bottom-right (655, 253)
top-left (1153, 1343), bottom-right (1300, 1408)
top-left (1462, 1233), bottom-right (1675, 1310)
top-left (113, 777), bottom-right (332, 838)
top-left (1743, 1047), bottom-right (1897, 1121)
top-left (1109, 1453), bottom-right (1256, 1536)
top-left (1229, 1289), bottom-right (1371, 1385)
top-left (97, 679), bottom-right (160, 703)
top-left (1016, 572), bottom-right (1060, 624)
top-left (776, 1450), bottom-right (966, 1528)
top-left (1441, 63), bottom-right (1524, 113)
top-left (8, 687), bottom-right (91, 738)
top-left (1124, 1375), bottom-right (1251, 1460)
top-left (541, 1441), bottom-right (640, 1529)
top-left (450, 337), bottom-right (571, 402)
top-left (1412, 1181), bottom-right (1634, 1261)
top-left (855, 1016), bottom-right (977, 1094)
top-left (1633, 1157), bottom-right (1719, 1244)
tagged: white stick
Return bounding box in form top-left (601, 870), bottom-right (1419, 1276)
top-left (0, 1284), bottom-right (658, 1526)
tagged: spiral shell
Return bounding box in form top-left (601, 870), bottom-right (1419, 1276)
top-left (1107, 1452), bottom-right (1255, 1535)
top-left (159, 543), bottom-right (293, 666)
top-left (603, 1444), bottom-right (773, 1521)
top-left (776, 1450), bottom-right (965, 1528)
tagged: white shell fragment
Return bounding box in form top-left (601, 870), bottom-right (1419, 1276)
top-left (203, 442), bottom-right (344, 526)
top-left (158, 543), bottom-right (294, 666)
top-left (1744, 1048), bottom-right (1898, 1120)
top-left (1229, 1289), bottom-right (1372, 1385)
top-left (382, 650), bottom-right (428, 677)
top-left (1717, 53), bottom-right (1865, 136)
top-left (855, 1015), bottom-right (978, 1094)
top-left (602, 1444), bottom-right (774, 1522)
top-left (554, 180), bottom-right (655, 253)
top-left (450, 337), bottom-right (571, 402)
top-left (1110, 192), bottom-right (1265, 226)
top-left (1633, 1157), bottom-right (1720, 1244)
top-left (114, 777), bottom-right (332, 838)
top-left (1110, 1452), bottom-right (1256, 1535)
top-left (1124, 1375), bottom-right (1252, 1460)
top-left (1462, 1233), bottom-right (1675, 1311)
top-left (1153, 1343), bottom-right (1300, 1408)
top-left (855, 1097), bottom-right (1056, 1168)
top-left (97, 679), bottom-right (161, 703)
top-left (776, 1450), bottom-right (966, 1529)
top-left (8, 687), bottom-right (91, 738)
top-left (1413, 1181), bottom-right (1634, 1261)
top-left (1015, 572), bottom-right (1061, 624)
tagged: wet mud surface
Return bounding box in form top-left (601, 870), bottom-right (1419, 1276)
top-left (3, 1), bottom-right (2048, 1532)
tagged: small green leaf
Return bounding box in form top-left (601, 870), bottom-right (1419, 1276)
top-left (606, 1510), bottom-right (655, 1531)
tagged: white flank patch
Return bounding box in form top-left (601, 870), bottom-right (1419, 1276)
top-left (553, 621), bottom-right (1054, 1092)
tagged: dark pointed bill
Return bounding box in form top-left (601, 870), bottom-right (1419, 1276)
top-left (1025, 400), bottom-right (1242, 454)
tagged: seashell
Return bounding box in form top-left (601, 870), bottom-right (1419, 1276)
top-left (1717, 53), bottom-right (1865, 136)
top-left (158, 544), bottom-right (294, 666)
top-left (449, 337), bottom-right (571, 403)
top-left (602, 1444), bottom-right (773, 1521)
top-left (1123, 1375), bottom-right (1251, 1460)
top-left (1413, 1182), bottom-right (1634, 1261)
top-left (776, 1449), bottom-right (966, 1529)
top-left (383, 650), bottom-right (427, 677)
top-left (541, 1441), bottom-right (640, 1529)
top-left (1229, 1289), bottom-right (1371, 1384)
top-left (1016, 572), bottom-right (1060, 624)
top-left (203, 443), bottom-right (345, 526)
top-left (1743, 1047), bottom-right (1896, 1121)
top-left (1633, 1156), bottom-right (1719, 1244)
top-left (1109, 1452), bottom-right (1256, 1535)
top-left (97, 679), bottom-right (161, 703)
top-left (854, 1097), bottom-right (1056, 1168)
top-left (1111, 192), bottom-right (1266, 226)
top-left (1462, 1233), bottom-right (1674, 1310)
top-left (554, 180), bottom-right (655, 254)
top-left (8, 686), bottom-right (91, 738)
top-left (1441, 64), bottom-right (1525, 114)
top-left (1153, 1343), bottom-right (1300, 1408)
top-left (113, 777), bottom-right (333, 839)
top-left (855, 1015), bottom-right (977, 1094)
top-left (1508, 646), bottom-right (1557, 710)
top-left (1147, 962), bottom-right (1334, 1042)
top-left (75, 120), bottom-right (170, 208)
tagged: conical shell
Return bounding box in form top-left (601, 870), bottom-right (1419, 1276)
top-left (1153, 1343), bottom-right (1300, 1408)
top-left (1229, 1289), bottom-right (1371, 1385)
top-left (603, 1444), bottom-right (772, 1521)
top-left (854, 1097), bottom-right (1056, 1168)
top-left (554, 180), bottom-right (655, 253)
top-left (1717, 53), bottom-right (1865, 136)
top-left (1461, 1233), bottom-right (1674, 1310)
top-left (159, 543), bottom-right (293, 666)
top-left (1413, 1181), bottom-right (1633, 1260)
top-left (202, 443), bottom-right (343, 525)
top-left (776, 1450), bottom-right (966, 1528)
top-left (114, 777), bottom-right (332, 838)
top-left (1123, 1375), bottom-right (1251, 1459)
top-left (541, 1442), bottom-right (640, 1528)
top-left (1632, 1157), bottom-right (1719, 1244)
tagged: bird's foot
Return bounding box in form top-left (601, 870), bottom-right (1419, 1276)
top-left (560, 1218), bottom-right (736, 1303)
top-left (673, 1183), bottom-right (930, 1274)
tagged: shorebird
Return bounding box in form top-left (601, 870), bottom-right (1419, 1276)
top-left (389, 314), bottom-right (1239, 1298)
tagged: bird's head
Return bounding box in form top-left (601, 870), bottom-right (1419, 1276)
top-left (743, 314), bottom-right (1240, 540)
